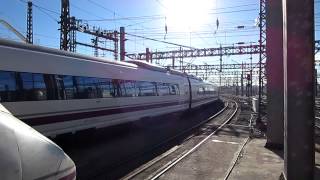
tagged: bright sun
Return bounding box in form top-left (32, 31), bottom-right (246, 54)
top-left (162, 0), bottom-right (214, 31)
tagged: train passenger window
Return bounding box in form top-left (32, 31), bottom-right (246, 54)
top-left (43, 74), bottom-right (59, 100)
top-left (123, 80), bottom-right (137, 97)
top-left (197, 86), bottom-right (205, 95)
top-left (54, 75), bottom-right (66, 100)
top-left (111, 79), bottom-right (122, 97)
top-left (0, 71), bottom-right (17, 102)
top-left (174, 84), bottom-right (180, 95)
top-left (137, 81), bottom-right (157, 96)
top-left (20, 73), bottom-right (47, 101)
top-left (157, 83), bottom-right (170, 96)
top-left (75, 77), bottom-right (87, 99)
top-left (184, 85), bottom-right (189, 95)
top-left (75, 77), bottom-right (100, 99)
top-left (62, 76), bottom-right (75, 99)
top-left (85, 77), bottom-right (99, 98)
top-left (169, 85), bottom-right (177, 95)
top-left (98, 78), bottom-right (113, 98)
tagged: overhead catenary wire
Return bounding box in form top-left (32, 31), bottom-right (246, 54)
top-left (18, 0), bottom-right (59, 22)
top-left (82, 8), bottom-right (258, 22)
top-left (71, 3), bottom-right (105, 19)
top-left (125, 32), bottom-right (197, 49)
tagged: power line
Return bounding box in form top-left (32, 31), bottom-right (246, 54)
top-left (209, 8), bottom-right (258, 15)
top-left (126, 32), bottom-right (197, 49)
top-left (83, 15), bottom-right (165, 22)
top-left (18, 0), bottom-right (59, 22)
top-left (35, 6), bottom-right (59, 22)
top-left (209, 3), bottom-right (258, 11)
top-left (128, 33), bottom-right (259, 41)
top-left (87, 0), bottom-right (115, 15)
top-left (71, 3), bottom-right (104, 19)
top-left (154, 0), bottom-right (167, 9)
top-left (81, 8), bottom-right (259, 22)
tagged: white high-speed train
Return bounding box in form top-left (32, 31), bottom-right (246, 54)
top-left (0, 104), bottom-right (76, 180)
top-left (0, 39), bottom-right (218, 137)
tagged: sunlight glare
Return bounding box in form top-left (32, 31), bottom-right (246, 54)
top-left (163, 0), bottom-right (214, 32)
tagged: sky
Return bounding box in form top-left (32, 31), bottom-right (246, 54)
top-left (0, 0), bottom-right (319, 84)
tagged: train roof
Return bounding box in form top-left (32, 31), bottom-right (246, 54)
top-left (0, 38), bottom-right (202, 81)
top-left (0, 38), bottom-right (137, 68)
top-left (127, 60), bottom-right (202, 81)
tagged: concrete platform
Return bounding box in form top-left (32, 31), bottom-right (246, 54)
top-left (158, 127), bottom-right (285, 180)
top-left (228, 138), bottom-right (283, 180)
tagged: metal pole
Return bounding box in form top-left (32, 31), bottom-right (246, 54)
top-left (93, 37), bottom-right (98, 57)
top-left (172, 57), bottom-right (175, 69)
top-left (146, 48), bottom-right (150, 63)
top-left (250, 53), bottom-right (253, 96)
top-left (120, 27), bottom-right (125, 61)
top-left (219, 45), bottom-right (222, 96)
top-left (219, 55), bottom-right (222, 96)
top-left (70, 17), bottom-right (76, 52)
top-left (59, 0), bottom-right (70, 51)
top-left (283, 0), bottom-right (315, 179)
top-left (265, 0), bottom-right (284, 149)
top-left (257, 0), bottom-right (267, 123)
top-left (114, 31), bottom-right (118, 61)
top-left (26, 1), bottom-right (33, 44)
top-left (241, 62), bottom-right (244, 96)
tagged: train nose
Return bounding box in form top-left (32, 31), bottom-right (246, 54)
top-left (57, 153), bottom-right (76, 180)
top-left (0, 109), bottom-right (76, 180)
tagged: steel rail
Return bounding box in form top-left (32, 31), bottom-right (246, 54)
top-left (223, 113), bottom-right (254, 180)
top-left (149, 100), bottom-right (239, 180)
top-left (120, 101), bottom-right (230, 180)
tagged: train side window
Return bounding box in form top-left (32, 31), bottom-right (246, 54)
top-left (169, 85), bottom-right (177, 95)
top-left (0, 71), bottom-right (17, 102)
top-left (123, 80), bottom-right (137, 97)
top-left (43, 74), bottom-right (59, 100)
top-left (62, 75), bottom-right (75, 99)
top-left (75, 77), bottom-right (87, 99)
top-left (184, 85), bottom-right (189, 95)
top-left (137, 81), bottom-right (157, 96)
top-left (176, 84), bottom-right (180, 95)
top-left (76, 77), bottom-right (100, 99)
top-left (54, 75), bottom-right (66, 100)
top-left (98, 78), bottom-right (113, 98)
top-left (197, 86), bottom-right (204, 95)
top-left (111, 79), bottom-right (122, 97)
top-left (157, 83), bottom-right (169, 96)
top-left (20, 73), bottom-right (47, 101)
top-left (85, 77), bottom-right (99, 99)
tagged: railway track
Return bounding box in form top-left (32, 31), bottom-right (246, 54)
top-left (120, 99), bottom-right (239, 180)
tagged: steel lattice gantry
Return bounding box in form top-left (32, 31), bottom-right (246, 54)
top-left (59, 0), bottom-right (71, 51)
top-left (127, 41), bottom-right (319, 60)
top-left (26, 1), bottom-right (33, 44)
top-left (126, 44), bottom-right (264, 60)
top-left (74, 19), bottom-right (119, 60)
top-left (170, 63), bottom-right (262, 71)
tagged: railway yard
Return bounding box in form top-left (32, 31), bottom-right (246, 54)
top-left (52, 96), bottom-right (298, 180)
top-left (0, 0), bottom-right (319, 179)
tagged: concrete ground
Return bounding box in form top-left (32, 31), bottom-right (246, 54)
top-left (159, 127), bottom-right (284, 180)
top-left (159, 121), bottom-right (320, 180)
top-left (159, 134), bottom-right (248, 180)
top-left (228, 138), bottom-right (283, 180)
